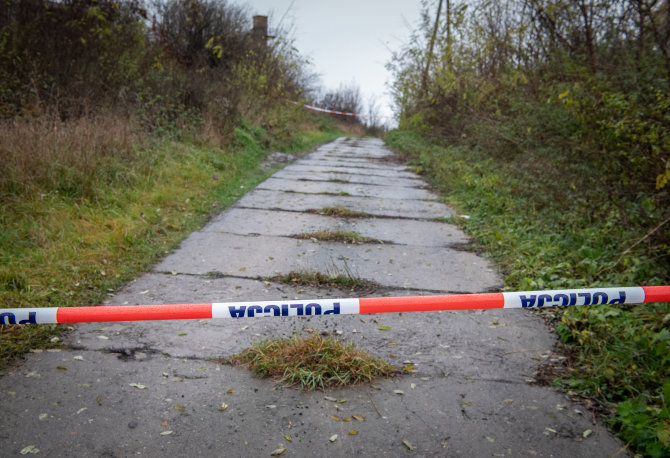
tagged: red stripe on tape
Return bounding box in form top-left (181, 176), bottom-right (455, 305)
top-left (359, 293), bottom-right (504, 313)
top-left (643, 286), bottom-right (670, 303)
top-left (57, 303), bottom-right (213, 323)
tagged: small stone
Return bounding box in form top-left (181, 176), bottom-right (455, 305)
top-left (128, 421), bottom-right (138, 429)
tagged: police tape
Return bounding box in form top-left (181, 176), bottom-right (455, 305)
top-left (1, 286), bottom-right (669, 325)
top-left (290, 100), bottom-right (362, 118)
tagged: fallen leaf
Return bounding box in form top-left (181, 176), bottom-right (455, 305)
top-left (38, 414), bottom-right (48, 421)
top-left (220, 403), bottom-right (228, 411)
top-left (330, 415), bottom-right (341, 421)
top-left (349, 430), bottom-right (358, 435)
top-left (503, 399), bottom-right (514, 404)
top-left (324, 396), bottom-right (338, 402)
top-left (410, 383), bottom-right (416, 389)
top-left (284, 434), bottom-right (293, 442)
top-left (342, 417), bottom-right (352, 422)
top-left (239, 267), bottom-right (246, 272)
top-left (171, 377), bottom-right (183, 382)
top-left (178, 332), bottom-right (187, 336)
top-left (129, 383), bottom-right (147, 389)
top-left (160, 431), bottom-right (173, 436)
top-left (76, 407), bottom-right (87, 415)
top-left (338, 399), bottom-right (347, 404)
top-left (270, 446), bottom-right (286, 456)
top-left (370, 384), bottom-right (381, 390)
top-left (403, 363), bottom-right (416, 372)
top-left (402, 439), bottom-right (414, 451)
top-left (583, 429), bottom-right (593, 438)
top-left (96, 396), bottom-right (101, 405)
top-left (393, 390), bottom-right (404, 395)
top-left (174, 404), bottom-right (185, 411)
top-left (56, 366), bottom-right (67, 371)
top-left (20, 445), bottom-right (40, 455)
top-left (241, 325), bottom-right (249, 331)
top-left (388, 341), bottom-right (398, 346)
top-left (486, 436), bottom-right (495, 442)
top-left (378, 325), bottom-right (391, 331)
top-left (266, 405), bottom-right (277, 409)
top-left (461, 402), bottom-right (472, 407)
top-left (353, 414), bottom-right (366, 421)
top-left (227, 388), bottom-right (235, 394)
top-left (171, 270), bottom-right (177, 276)
top-left (97, 335), bottom-right (109, 340)
top-left (329, 434), bottom-right (338, 442)
top-left (545, 427), bottom-right (557, 434)
top-left (73, 356), bottom-right (84, 361)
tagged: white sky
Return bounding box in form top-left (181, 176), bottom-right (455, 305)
top-left (243, 0), bottom-right (423, 125)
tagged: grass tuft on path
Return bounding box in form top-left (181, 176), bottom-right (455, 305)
top-left (269, 270), bottom-right (380, 293)
top-left (229, 333), bottom-right (395, 391)
top-left (294, 230), bottom-right (382, 245)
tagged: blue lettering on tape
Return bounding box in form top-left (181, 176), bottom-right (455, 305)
top-left (0, 311), bottom-right (37, 325)
top-left (519, 291), bottom-right (627, 308)
top-left (227, 302), bottom-right (340, 318)
top-left (0, 312), bottom-right (17, 325)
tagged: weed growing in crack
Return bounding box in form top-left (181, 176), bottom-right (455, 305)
top-left (228, 332), bottom-right (395, 390)
top-left (307, 206), bottom-right (372, 218)
top-left (294, 230), bottom-right (382, 245)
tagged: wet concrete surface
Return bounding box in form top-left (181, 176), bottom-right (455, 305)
top-left (0, 137), bottom-right (626, 457)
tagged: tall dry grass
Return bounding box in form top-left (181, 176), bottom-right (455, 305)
top-left (0, 115), bottom-right (142, 200)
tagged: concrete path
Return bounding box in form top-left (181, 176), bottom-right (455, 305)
top-left (1, 138), bottom-right (625, 457)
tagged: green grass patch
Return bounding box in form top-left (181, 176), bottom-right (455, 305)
top-left (269, 270), bottom-right (380, 293)
top-left (294, 230), bottom-right (381, 245)
top-left (0, 123), bottom-right (342, 370)
top-left (307, 206), bottom-right (372, 218)
top-left (229, 333), bottom-right (395, 390)
top-left (386, 129), bottom-right (670, 457)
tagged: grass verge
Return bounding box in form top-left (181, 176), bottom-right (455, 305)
top-left (229, 333), bottom-right (395, 390)
top-left (385, 129), bottom-right (670, 457)
top-left (0, 123), bottom-right (342, 370)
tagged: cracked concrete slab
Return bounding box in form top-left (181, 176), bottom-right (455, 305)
top-left (271, 169), bottom-right (427, 188)
top-left (282, 163), bottom-right (419, 179)
top-left (235, 189), bottom-right (453, 219)
top-left (0, 137), bottom-right (626, 457)
top-left (154, 232), bottom-right (500, 293)
top-left (257, 177), bottom-right (437, 200)
top-left (204, 208), bottom-right (470, 247)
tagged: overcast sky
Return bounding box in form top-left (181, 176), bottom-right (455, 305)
top-left (243, 0), bottom-right (423, 125)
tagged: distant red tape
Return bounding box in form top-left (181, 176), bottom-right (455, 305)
top-left (1, 286), bottom-right (668, 324)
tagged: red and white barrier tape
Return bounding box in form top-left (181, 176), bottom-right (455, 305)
top-left (290, 100), bottom-right (362, 118)
top-left (1, 286), bottom-right (668, 324)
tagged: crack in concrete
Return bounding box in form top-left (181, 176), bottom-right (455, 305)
top-left (233, 205), bottom-right (445, 221)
